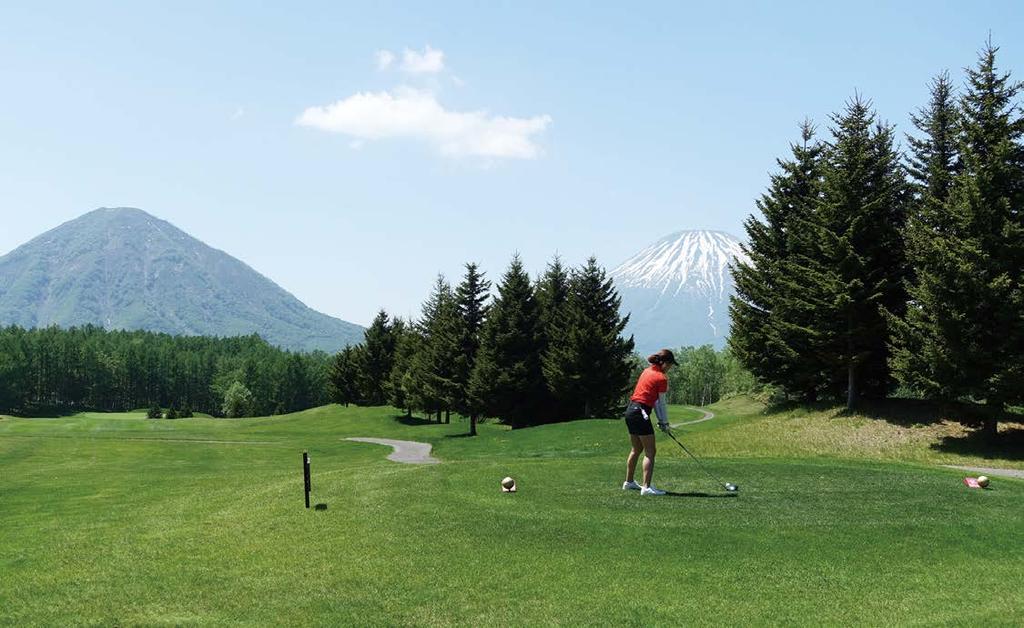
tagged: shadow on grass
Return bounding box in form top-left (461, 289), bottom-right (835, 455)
top-left (444, 433), bottom-right (476, 439)
top-left (764, 396), bottom-right (1024, 429)
top-left (393, 415), bottom-right (437, 426)
top-left (664, 491), bottom-right (739, 498)
top-left (314, 503), bottom-right (328, 511)
top-left (930, 427), bottom-right (1024, 461)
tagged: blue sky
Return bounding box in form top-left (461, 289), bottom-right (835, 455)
top-left (1, 1), bottom-right (1021, 326)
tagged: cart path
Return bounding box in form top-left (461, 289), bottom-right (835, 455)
top-left (671, 407), bottom-right (715, 429)
top-left (345, 437), bottom-right (440, 464)
top-left (944, 465), bottom-right (1024, 479)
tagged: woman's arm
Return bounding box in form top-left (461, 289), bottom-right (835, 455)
top-left (653, 392), bottom-right (670, 430)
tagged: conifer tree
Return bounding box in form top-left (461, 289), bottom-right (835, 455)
top-left (468, 255), bottom-right (546, 427)
top-left (544, 257), bottom-right (634, 418)
top-left (730, 121), bottom-right (826, 400)
top-left (356, 310), bottom-right (398, 406)
top-left (328, 345), bottom-right (359, 406)
top-left (536, 256), bottom-right (573, 416)
top-left (894, 42), bottom-right (1024, 437)
top-left (799, 96), bottom-right (909, 407)
top-left (407, 276), bottom-right (459, 421)
top-left (451, 264), bottom-right (490, 435)
top-left (890, 72), bottom-right (961, 398)
top-left (385, 319), bottom-right (415, 415)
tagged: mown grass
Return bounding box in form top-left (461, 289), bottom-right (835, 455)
top-left (1, 401), bottom-right (1021, 626)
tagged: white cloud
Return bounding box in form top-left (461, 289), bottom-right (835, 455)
top-left (375, 49), bottom-right (395, 70)
top-left (231, 107), bottom-right (245, 120)
top-left (296, 87), bottom-right (551, 159)
top-left (400, 45), bottom-right (444, 74)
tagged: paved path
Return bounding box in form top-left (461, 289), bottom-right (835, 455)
top-left (671, 407), bottom-right (715, 429)
top-left (345, 437), bottom-right (440, 464)
top-left (944, 465), bottom-right (1024, 479)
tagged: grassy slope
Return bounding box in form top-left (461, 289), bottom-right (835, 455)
top-left (1, 402), bottom-right (1021, 626)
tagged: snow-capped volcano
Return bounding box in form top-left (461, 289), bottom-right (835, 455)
top-left (612, 230), bottom-right (749, 353)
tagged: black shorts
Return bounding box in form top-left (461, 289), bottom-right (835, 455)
top-left (624, 401), bottom-right (654, 436)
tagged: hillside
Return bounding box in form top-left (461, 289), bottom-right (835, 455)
top-left (0, 207), bottom-right (363, 352)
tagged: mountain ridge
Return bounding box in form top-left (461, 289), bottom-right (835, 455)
top-left (0, 207), bottom-right (364, 352)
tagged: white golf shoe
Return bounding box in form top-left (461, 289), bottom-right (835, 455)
top-left (640, 485), bottom-right (666, 496)
top-left (622, 480), bottom-right (641, 490)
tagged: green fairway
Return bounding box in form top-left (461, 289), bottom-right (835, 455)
top-left (2, 402), bottom-right (1022, 626)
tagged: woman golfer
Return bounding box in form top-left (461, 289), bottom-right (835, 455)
top-left (623, 349), bottom-right (676, 495)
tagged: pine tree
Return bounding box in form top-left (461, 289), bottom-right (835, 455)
top-left (451, 264), bottom-right (490, 435)
top-left (801, 96), bottom-right (909, 407)
top-left (890, 72), bottom-right (962, 398)
top-left (385, 319), bottom-right (416, 415)
top-left (468, 255), bottom-right (546, 427)
top-left (407, 276), bottom-right (459, 421)
top-left (536, 256), bottom-right (573, 417)
top-left (729, 120), bottom-right (826, 400)
top-left (894, 42), bottom-right (1024, 438)
top-left (328, 346), bottom-right (359, 406)
top-left (356, 310), bottom-right (398, 406)
top-left (543, 257), bottom-right (634, 419)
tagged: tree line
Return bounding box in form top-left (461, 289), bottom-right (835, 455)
top-left (328, 255), bottom-right (635, 432)
top-left (730, 41), bottom-right (1024, 437)
top-left (0, 325), bottom-right (330, 416)
top-left (629, 345), bottom-right (759, 408)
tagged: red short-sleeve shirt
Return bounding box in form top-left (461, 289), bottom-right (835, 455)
top-left (630, 366), bottom-right (668, 407)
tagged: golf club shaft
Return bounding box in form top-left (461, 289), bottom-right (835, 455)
top-left (665, 430), bottom-right (730, 489)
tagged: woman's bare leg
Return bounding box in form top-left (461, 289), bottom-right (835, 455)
top-left (639, 434), bottom-right (656, 487)
top-left (626, 434), bottom-right (643, 482)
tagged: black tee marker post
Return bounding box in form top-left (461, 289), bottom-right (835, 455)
top-left (303, 451), bottom-right (311, 509)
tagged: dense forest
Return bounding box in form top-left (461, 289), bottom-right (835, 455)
top-left (730, 41), bottom-right (1024, 437)
top-left (0, 325), bottom-right (330, 416)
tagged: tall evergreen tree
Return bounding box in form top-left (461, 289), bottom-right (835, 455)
top-left (356, 310), bottom-right (398, 405)
top-left (407, 276), bottom-right (459, 421)
top-left (730, 121), bottom-right (826, 400)
top-left (536, 256), bottom-right (573, 416)
top-left (328, 345), bottom-right (360, 406)
top-left (800, 96), bottom-right (909, 407)
top-left (890, 72), bottom-right (962, 398)
top-left (451, 264), bottom-right (490, 435)
top-left (468, 255), bottom-right (546, 427)
top-left (543, 257), bottom-right (634, 419)
top-left (385, 319), bottom-right (416, 416)
top-left (893, 42), bottom-right (1024, 438)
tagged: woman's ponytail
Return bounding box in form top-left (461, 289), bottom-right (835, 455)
top-left (647, 348), bottom-right (677, 367)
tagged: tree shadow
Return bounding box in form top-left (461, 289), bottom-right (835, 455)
top-left (393, 415), bottom-right (437, 426)
top-left (444, 433), bottom-right (476, 439)
top-left (930, 426), bottom-right (1024, 461)
top-left (763, 397), bottom-right (1022, 429)
top-left (663, 491), bottom-right (739, 498)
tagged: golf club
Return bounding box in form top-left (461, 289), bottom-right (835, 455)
top-left (664, 429), bottom-right (738, 493)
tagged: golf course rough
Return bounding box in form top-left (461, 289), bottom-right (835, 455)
top-left (1, 401), bottom-right (1022, 626)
